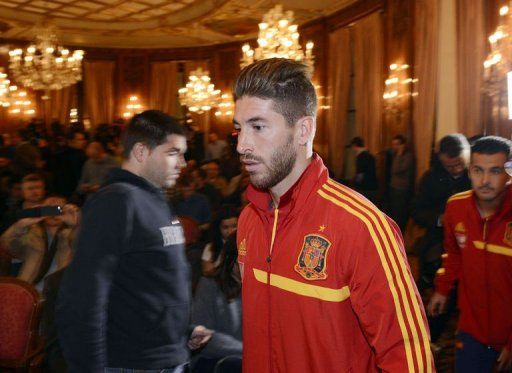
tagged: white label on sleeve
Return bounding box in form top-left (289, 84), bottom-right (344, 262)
top-left (160, 225), bottom-right (185, 246)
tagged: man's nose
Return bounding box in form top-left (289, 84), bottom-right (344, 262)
top-left (236, 129), bottom-right (252, 155)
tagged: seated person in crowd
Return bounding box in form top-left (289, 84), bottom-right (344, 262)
top-left (0, 195), bottom-right (79, 292)
top-left (202, 161), bottom-right (228, 194)
top-left (205, 132), bottom-right (228, 161)
top-left (192, 167), bottom-right (222, 214)
top-left (201, 205), bottom-right (239, 276)
top-left (192, 233), bottom-right (242, 373)
top-left (174, 173), bottom-right (212, 231)
top-left (1, 173), bottom-right (46, 233)
top-left (77, 141), bottom-right (119, 199)
top-left (1, 173), bottom-right (47, 275)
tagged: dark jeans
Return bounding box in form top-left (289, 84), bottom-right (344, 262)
top-left (455, 331), bottom-right (500, 373)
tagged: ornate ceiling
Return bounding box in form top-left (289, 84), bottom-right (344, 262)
top-left (0, 0), bottom-right (356, 48)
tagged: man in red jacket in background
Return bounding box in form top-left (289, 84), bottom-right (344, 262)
top-left (429, 136), bottom-right (512, 372)
top-left (234, 58), bottom-right (433, 372)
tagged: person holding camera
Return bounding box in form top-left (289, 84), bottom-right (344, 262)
top-left (0, 195), bottom-right (79, 292)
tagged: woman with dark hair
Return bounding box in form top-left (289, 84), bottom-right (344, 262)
top-left (192, 233), bottom-right (242, 373)
top-left (201, 205), bottom-right (238, 276)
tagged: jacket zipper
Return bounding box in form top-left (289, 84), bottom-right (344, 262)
top-left (267, 207), bottom-right (279, 373)
top-left (482, 218), bottom-right (490, 345)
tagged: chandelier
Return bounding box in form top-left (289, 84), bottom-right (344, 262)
top-left (179, 68), bottom-right (221, 114)
top-left (123, 95), bottom-right (144, 119)
top-left (8, 24), bottom-right (84, 91)
top-left (8, 88), bottom-right (36, 117)
top-left (0, 69), bottom-right (11, 108)
top-left (240, 5), bottom-right (314, 70)
top-left (214, 93), bottom-right (234, 117)
top-left (483, 4), bottom-right (512, 119)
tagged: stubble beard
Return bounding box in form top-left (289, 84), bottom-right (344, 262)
top-left (250, 135), bottom-right (297, 190)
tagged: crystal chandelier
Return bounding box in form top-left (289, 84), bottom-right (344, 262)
top-left (483, 4), bottom-right (512, 119)
top-left (179, 68), bottom-right (221, 114)
top-left (8, 24), bottom-right (84, 91)
top-left (240, 5), bottom-right (314, 70)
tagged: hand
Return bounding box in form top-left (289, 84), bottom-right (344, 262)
top-left (497, 346), bottom-right (512, 371)
top-left (16, 216), bottom-right (45, 228)
top-left (428, 292), bottom-right (447, 317)
top-left (60, 204), bottom-right (80, 227)
top-left (188, 325), bottom-right (213, 351)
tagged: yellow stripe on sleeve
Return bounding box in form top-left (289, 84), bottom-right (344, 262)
top-left (323, 179), bottom-right (433, 372)
top-left (317, 189), bottom-right (416, 372)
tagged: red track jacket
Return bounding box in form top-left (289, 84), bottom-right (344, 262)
top-left (435, 186), bottom-right (512, 352)
top-left (237, 155), bottom-right (433, 372)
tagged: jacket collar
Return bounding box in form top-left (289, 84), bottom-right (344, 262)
top-left (246, 153), bottom-right (328, 219)
top-left (103, 168), bottom-right (164, 196)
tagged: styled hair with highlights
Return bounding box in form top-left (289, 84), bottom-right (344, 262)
top-left (233, 58), bottom-right (317, 126)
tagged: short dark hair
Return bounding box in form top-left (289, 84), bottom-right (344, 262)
top-left (471, 136), bottom-right (512, 161)
top-left (216, 232), bottom-right (241, 301)
top-left (233, 58), bottom-right (317, 126)
top-left (121, 110), bottom-right (185, 159)
top-left (350, 136), bottom-right (365, 147)
top-left (439, 134), bottom-right (470, 158)
top-left (22, 173), bottom-right (45, 184)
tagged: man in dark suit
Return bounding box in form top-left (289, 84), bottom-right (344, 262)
top-left (349, 137), bottom-right (378, 203)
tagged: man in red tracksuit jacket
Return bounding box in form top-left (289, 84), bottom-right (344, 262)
top-left (233, 58), bottom-right (434, 372)
top-left (429, 136), bottom-right (512, 372)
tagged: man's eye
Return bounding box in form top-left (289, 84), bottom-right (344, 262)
top-left (253, 125), bottom-right (262, 131)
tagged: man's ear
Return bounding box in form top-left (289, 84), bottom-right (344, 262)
top-left (131, 142), bottom-right (149, 163)
top-left (296, 116), bottom-right (316, 146)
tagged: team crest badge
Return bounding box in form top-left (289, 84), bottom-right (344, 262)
top-left (503, 222), bottom-right (512, 247)
top-left (294, 235), bottom-right (331, 280)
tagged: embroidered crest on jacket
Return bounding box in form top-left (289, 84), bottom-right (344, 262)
top-left (294, 234), bottom-right (331, 280)
top-left (503, 222), bottom-right (512, 247)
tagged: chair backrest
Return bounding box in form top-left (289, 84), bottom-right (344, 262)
top-left (0, 277), bottom-right (41, 362)
top-left (0, 242), bottom-right (12, 276)
top-left (178, 216), bottom-right (200, 246)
